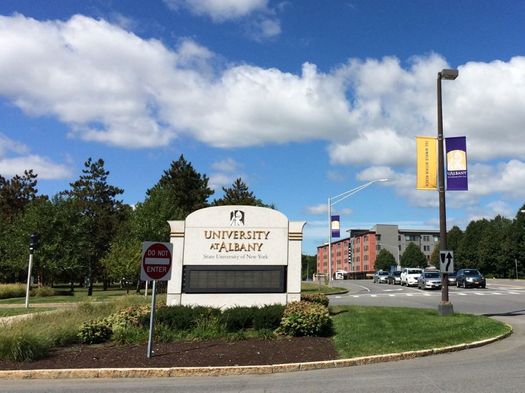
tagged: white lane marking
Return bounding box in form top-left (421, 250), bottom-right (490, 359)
top-left (354, 284), bottom-right (371, 292)
top-left (371, 294), bottom-right (377, 298)
top-left (455, 292), bottom-right (467, 296)
top-left (335, 296), bottom-right (342, 299)
top-left (473, 292), bottom-right (485, 296)
top-left (388, 294), bottom-right (395, 297)
top-left (490, 292), bottom-right (502, 295)
top-left (509, 291), bottom-right (521, 295)
top-left (353, 295), bottom-right (360, 298)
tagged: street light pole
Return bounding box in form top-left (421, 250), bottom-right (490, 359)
top-left (327, 178), bottom-right (388, 287)
top-left (437, 68), bottom-right (458, 316)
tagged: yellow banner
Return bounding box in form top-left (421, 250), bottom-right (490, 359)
top-left (416, 136), bottom-right (438, 190)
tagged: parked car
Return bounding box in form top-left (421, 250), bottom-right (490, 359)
top-left (373, 270), bottom-right (389, 284)
top-left (447, 271), bottom-right (457, 286)
top-left (400, 268), bottom-right (423, 287)
top-left (388, 270), bottom-right (402, 285)
top-left (417, 271), bottom-right (441, 290)
top-left (456, 269), bottom-right (486, 288)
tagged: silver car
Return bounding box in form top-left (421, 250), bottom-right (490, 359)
top-left (417, 271), bottom-right (441, 290)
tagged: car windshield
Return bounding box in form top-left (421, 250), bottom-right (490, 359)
top-left (408, 270), bottom-right (421, 274)
top-left (424, 272), bottom-right (440, 278)
top-left (393, 271), bottom-right (401, 276)
top-left (464, 270), bottom-right (481, 276)
top-left (379, 272), bottom-right (389, 276)
top-left (449, 272), bottom-right (457, 277)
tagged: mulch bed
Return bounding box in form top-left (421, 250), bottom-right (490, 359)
top-left (0, 337), bottom-right (339, 370)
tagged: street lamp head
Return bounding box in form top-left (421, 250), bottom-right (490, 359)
top-left (440, 69), bottom-right (459, 80)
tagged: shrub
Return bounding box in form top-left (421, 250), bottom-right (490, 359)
top-left (253, 304), bottom-right (285, 330)
top-left (31, 286), bottom-right (56, 297)
top-left (112, 325), bottom-right (148, 344)
top-left (78, 320), bottom-right (113, 344)
top-left (153, 305), bottom-right (221, 331)
top-left (0, 283), bottom-right (26, 299)
top-left (104, 305), bottom-right (150, 330)
top-left (0, 334), bottom-right (50, 361)
top-left (277, 301), bottom-right (332, 337)
top-left (301, 293), bottom-right (329, 307)
top-left (221, 307), bottom-right (255, 331)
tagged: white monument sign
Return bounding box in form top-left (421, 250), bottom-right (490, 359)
top-left (166, 206), bottom-right (305, 308)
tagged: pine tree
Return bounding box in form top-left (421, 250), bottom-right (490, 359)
top-left (374, 249), bottom-right (396, 271)
top-left (133, 155), bottom-right (213, 242)
top-left (0, 170), bottom-right (41, 222)
top-left (213, 178), bottom-right (271, 207)
top-left (63, 158), bottom-right (125, 296)
top-left (400, 242), bottom-right (427, 268)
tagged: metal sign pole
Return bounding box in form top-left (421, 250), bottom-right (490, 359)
top-left (146, 280), bottom-right (157, 358)
top-left (25, 252), bottom-right (34, 308)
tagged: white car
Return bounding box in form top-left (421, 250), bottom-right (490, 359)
top-left (400, 268), bottom-right (423, 287)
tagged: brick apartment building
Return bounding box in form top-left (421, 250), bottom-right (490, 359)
top-left (317, 224), bottom-right (440, 279)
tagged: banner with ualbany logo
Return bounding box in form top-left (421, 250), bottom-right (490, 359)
top-left (416, 136), bottom-right (438, 190)
top-left (446, 136), bottom-right (468, 190)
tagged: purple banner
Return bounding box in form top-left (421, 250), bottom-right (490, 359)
top-left (331, 215), bottom-right (340, 238)
top-left (445, 136), bottom-right (468, 191)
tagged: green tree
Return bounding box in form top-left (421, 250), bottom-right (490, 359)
top-left (447, 226), bottom-right (463, 254)
top-left (430, 243), bottom-right (440, 268)
top-left (133, 155), bottom-right (213, 242)
top-left (63, 158), bottom-right (125, 296)
top-left (0, 170), bottom-right (41, 223)
top-left (457, 219), bottom-right (490, 269)
top-left (511, 205), bottom-right (525, 278)
top-left (213, 178), bottom-right (272, 207)
top-left (374, 249), bottom-right (396, 271)
top-left (101, 235), bottom-right (141, 294)
top-left (400, 243), bottom-right (427, 268)
top-left (301, 254), bottom-right (317, 280)
top-left (478, 215), bottom-right (513, 277)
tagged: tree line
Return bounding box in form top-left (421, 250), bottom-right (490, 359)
top-left (374, 210), bottom-right (525, 278)
top-left (0, 155), bottom-right (271, 294)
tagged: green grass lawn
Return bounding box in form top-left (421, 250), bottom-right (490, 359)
top-left (0, 287), bottom-right (146, 304)
top-left (301, 282), bottom-right (347, 295)
top-left (330, 305), bottom-right (511, 358)
top-left (0, 308), bottom-right (55, 317)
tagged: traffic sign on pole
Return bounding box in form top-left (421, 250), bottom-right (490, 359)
top-left (439, 250), bottom-right (454, 273)
top-left (141, 242), bottom-right (173, 281)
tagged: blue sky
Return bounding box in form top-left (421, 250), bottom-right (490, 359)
top-left (1, 0), bottom-right (525, 255)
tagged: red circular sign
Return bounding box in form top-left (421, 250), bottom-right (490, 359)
top-left (142, 243), bottom-right (172, 280)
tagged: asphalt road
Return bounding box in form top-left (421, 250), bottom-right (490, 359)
top-left (3, 279), bottom-right (524, 393)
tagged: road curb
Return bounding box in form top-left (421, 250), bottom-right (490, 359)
top-left (0, 327), bottom-right (512, 379)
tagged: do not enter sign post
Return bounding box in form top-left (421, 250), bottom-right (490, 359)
top-left (141, 242), bottom-right (173, 281)
top-left (141, 241), bottom-right (173, 358)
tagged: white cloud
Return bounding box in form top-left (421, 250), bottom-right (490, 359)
top-left (0, 133), bottom-right (71, 180)
top-left (211, 158), bottom-right (240, 172)
top-left (0, 155), bottom-right (72, 180)
top-left (164, 0), bottom-right (268, 21)
top-left (1, 14), bottom-right (525, 169)
top-left (358, 159), bottom-right (525, 211)
top-left (208, 173), bottom-right (235, 191)
top-left (306, 203), bottom-right (351, 216)
top-left (0, 133), bottom-right (29, 156)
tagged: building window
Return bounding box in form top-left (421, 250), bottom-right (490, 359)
top-left (364, 265), bottom-right (368, 271)
top-left (433, 235), bottom-right (439, 242)
top-left (422, 235), bottom-right (430, 242)
top-left (376, 234), bottom-right (381, 241)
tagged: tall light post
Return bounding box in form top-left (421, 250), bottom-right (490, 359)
top-left (327, 179), bottom-right (388, 286)
top-left (437, 68), bottom-right (458, 316)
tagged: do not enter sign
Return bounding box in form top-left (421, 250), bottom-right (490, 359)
top-left (141, 242), bottom-right (173, 281)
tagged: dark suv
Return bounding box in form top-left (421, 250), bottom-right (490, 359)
top-left (456, 269), bottom-right (486, 288)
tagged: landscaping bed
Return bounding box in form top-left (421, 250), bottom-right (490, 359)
top-left (0, 336), bottom-right (337, 370)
